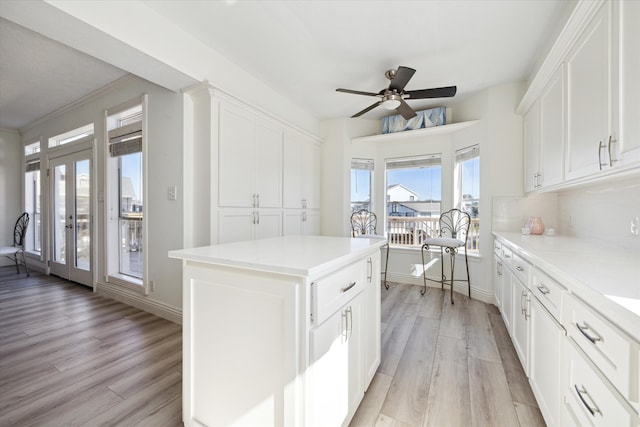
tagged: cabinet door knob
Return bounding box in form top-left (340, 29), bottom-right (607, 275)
top-left (536, 285), bottom-right (550, 295)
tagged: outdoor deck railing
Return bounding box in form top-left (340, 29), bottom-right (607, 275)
top-left (387, 216), bottom-right (480, 253)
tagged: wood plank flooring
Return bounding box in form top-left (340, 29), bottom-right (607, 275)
top-left (350, 283), bottom-right (546, 427)
top-left (0, 267), bottom-right (183, 427)
top-left (0, 267), bottom-right (544, 426)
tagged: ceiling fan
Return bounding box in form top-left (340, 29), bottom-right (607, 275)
top-left (336, 66), bottom-right (457, 120)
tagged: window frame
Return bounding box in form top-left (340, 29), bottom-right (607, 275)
top-left (104, 95), bottom-right (148, 293)
top-left (454, 144), bottom-right (480, 255)
top-left (24, 140), bottom-right (42, 256)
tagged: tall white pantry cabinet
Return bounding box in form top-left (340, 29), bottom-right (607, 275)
top-left (211, 91), bottom-right (321, 245)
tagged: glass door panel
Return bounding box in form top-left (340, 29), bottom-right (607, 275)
top-left (49, 149), bottom-right (93, 287)
top-left (53, 164), bottom-right (66, 263)
top-left (75, 159), bottom-right (91, 271)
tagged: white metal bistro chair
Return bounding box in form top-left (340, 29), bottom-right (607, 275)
top-left (350, 209), bottom-right (390, 289)
top-left (0, 212), bottom-right (30, 276)
top-left (420, 208), bottom-right (471, 304)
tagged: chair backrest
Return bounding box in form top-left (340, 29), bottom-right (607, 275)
top-left (350, 209), bottom-right (377, 237)
top-left (14, 212), bottom-right (29, 248)
top-left (439, 208), bottom-right (470, 242)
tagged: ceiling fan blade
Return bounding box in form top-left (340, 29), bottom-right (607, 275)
top-left (352, 101), bottom-right (383, 118)
top-left (336, 88), bottom-right (380, 97)
top-left (404, 86), bottom-right (457, 99)
top-left (395, 98), bottom-right (417, 120)
top-left (388, 66), bottom-right (416, 92)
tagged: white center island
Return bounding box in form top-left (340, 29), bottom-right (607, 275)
top-left (169, 235), bottom-right (387, 427)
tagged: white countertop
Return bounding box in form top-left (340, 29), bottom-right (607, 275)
top-left (169, 235), bottom-right (387, 278)
top-left (494, 232), bottom-right (640, 342)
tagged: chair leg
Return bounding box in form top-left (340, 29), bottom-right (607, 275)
top-left (13, 254), bottom-right (20, 274)
top-left (450, 249), bottom-right (456, 304)
top-left (439, 247), bottom-right (445, 291)
top-left (464, 251), bottom-right (470, 298)
top-left (383, 244), bottom-right (390, 290)
top-left (420, 245), bottom-right (427, 296)
top-left (21, 251), bottom-right (29, 277)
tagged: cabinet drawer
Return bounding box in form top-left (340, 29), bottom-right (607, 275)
top-left (564, 338), bottom-right (636, 427)
top-left (564, 294), bottom-right (636, 401)
top-left (313, 261), bottom-right (364, 325)
top-left (531, 268), bottom-right (565, 321)
top-left (511, 253), bottom-right (530, 285)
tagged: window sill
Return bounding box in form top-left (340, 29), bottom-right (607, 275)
top-left (107, 273), bottom-right (144, 292)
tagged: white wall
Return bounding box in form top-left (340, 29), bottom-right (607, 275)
top-left (0, 129), bottom-right (22, 266)
top-left (19, 75), bottom-right (184, 321)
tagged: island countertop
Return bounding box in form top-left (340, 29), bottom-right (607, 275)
top-left (494, 232), bottom-right (640, 342)
top-left (168, 235), bottom-right (387, 278)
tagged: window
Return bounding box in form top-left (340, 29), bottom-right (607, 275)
top-left (24, 141), bottom-right (40, 156)
top-left (455, 145), bottom-right (480, 253)
top-left (106, 101), bottom-right (144, 283)
top-left (24, 158), bottom-right (41, 253)
top-left (49, 123), bottom-right (94, 148)
top-left (350, 159), bottom-right (373, 212)
top-left (385, 154), bottom-right (441, 247)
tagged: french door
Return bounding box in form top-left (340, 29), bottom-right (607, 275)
top-left (49, 149), bottom-right (93, 286)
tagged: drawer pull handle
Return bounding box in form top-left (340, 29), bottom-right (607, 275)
top-left (574, 385), bottom-right (601, 417)
top-left (536, 285), bottom-right (550, 295)
top-left (341, 281), bottom-right (357, 293)
top-left (367, 258), bottom-right (372, 282)
top-left (503, 253), bottom-right (510, 258)
top-left (516, 266), bottom-right (524, 272)
top-left (576, 322), bottom-right (602, 344)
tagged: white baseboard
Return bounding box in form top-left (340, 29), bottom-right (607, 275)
top-left (97, 281), bottom-right (182, 325)
top-left (383, 272), bottom-right (495, 305)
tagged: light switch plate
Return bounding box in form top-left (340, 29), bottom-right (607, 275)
top-left (167, 185), bottom-right (177, 201)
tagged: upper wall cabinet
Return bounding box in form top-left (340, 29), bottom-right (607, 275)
top-left (616, 0), bottom-right (640, 166)
top-left (283, 130), bottom-right (321, 210)
top-left (565, 1), bottom-right (611, 181)
top-left (218, 101), bottom-right (283, 208)
top-left (519, 0), bottom-right (639, 192)
top-left (524, 66), bottom-right (566, 193)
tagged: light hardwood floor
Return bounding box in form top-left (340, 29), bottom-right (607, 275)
top-left (350, 283), bottom-right (546, 427)
top-left (1, 267), bottom-right (544, 426)
top-left (0, 267), bottom-right (183, 426)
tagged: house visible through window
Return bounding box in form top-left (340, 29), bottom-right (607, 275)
top-left (107, 102), bottom-right (144, 283)
top-left (455, 145), bottom-right (480, 253)
top-left (350, 159), bottom-right (373, 212)
top-left (385, 154), bottom-right (441, 247)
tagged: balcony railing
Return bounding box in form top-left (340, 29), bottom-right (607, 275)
top-left (387, 216), bottom-right (480, 253)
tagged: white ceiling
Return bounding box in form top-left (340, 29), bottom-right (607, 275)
top-left (0, 0), bottom-right (572, 130)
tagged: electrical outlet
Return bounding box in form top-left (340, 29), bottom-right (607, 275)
top-left (150, 280), bottom-right (155, 291)
top-left (568, 215), bottom-right (574, 227)
top-left (631, 217), bottom-right (639, 236)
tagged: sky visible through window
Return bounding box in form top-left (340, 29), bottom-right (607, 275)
top-left (351, 169), bottom-right (371, 202)
top-left (461, 157), bottom-right (480, 198)
top-left (387, 166), bottom-right (442, 201)
top-left (121, 153), bottom-right (142, 202)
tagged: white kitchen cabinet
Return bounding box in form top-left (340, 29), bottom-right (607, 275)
top-left (530, 295), bottom-right (564, 427)
top-left (524, 99), bottom-right (541, 192)
top-left (283, 130), bottom-right (321, 210)
top-left (511, 274), bottom-right (530, 375)
top-left (565, 1), bottom-right (613, 180)
top-left (170, 236), bottom-right (385, 427)
top-left (309, 293), bottom-right (363, 427)
top-left (615, 0), bottom-right (640, 166)
top-left (218, 208), bottom-right (282, 244)
top-left (363, 254), bottom-right (381, 387)
top-left (218, 101), bottom-right (283, 208)
top-left (539, 66), bottom-right (565, 188)
top-left (283, 210), bottom-right (320, 236)
top-left (500, 248), bottom-right (514, 335)
top-left (493, 253), bottom-right (504, 310)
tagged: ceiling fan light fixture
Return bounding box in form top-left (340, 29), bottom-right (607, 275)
top-left (382, 94), bottom-right (402, 110)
